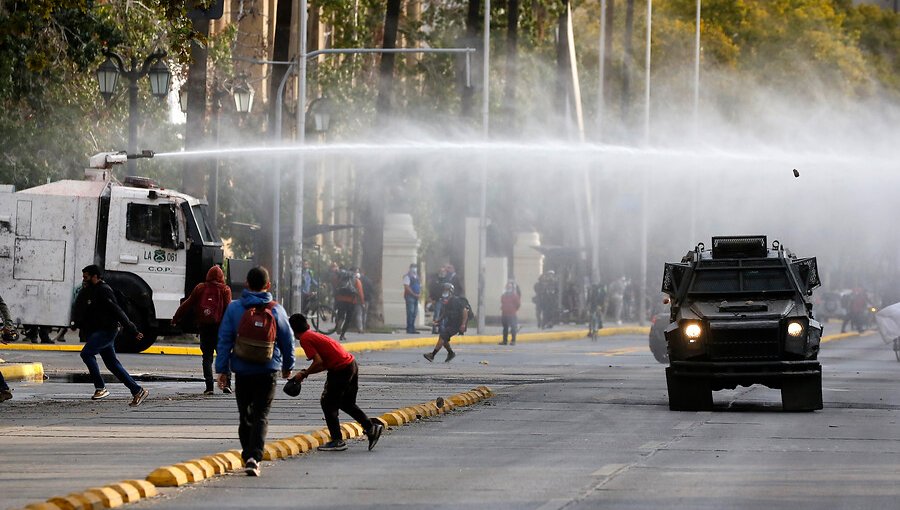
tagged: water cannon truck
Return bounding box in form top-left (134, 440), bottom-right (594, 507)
top-left (660, 235), bottom-right (823, 411)
top-left (0, 152), bottom-right (223, 352)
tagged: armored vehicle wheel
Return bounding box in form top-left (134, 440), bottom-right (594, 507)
top-left (666, 368), bottom-right (713, 411)
top-left (781, 372), bottom-right (823, 411)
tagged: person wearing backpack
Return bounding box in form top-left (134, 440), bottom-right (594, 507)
top-left (172, 265), bottom-right (233, 395)
top-left (423, 283), bottom-right (470, 363)
top-left (334, 269), bottom-right (364, 341)
top-left (215, 266), bottom-right (295, 477)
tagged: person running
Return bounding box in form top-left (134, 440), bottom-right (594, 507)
top-left (75, 265), bottom-right (149, 407)
top-left (424, 283), bottom-right (470, 363)
top-left (288, 314), bottom-right (384, 452)
top-left (172, 265), bottom-right (233, 395)
top-left (215, 267), bottom-right (295, 477)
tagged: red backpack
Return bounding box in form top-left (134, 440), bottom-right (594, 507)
top-left (196, 283), bottom-right (226, 325)
top-left (234, 302), bottom-right (278, 363)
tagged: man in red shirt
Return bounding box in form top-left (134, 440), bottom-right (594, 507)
top-left (288, 314), bottom-right (384, 451)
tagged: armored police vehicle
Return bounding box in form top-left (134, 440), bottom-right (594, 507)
top-left (661, 236), bottom-right (823, 411)
top-left (0, 152), bottom-right (223, 352)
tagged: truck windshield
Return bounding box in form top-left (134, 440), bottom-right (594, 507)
top-left (190, 205), bottom-right (218, 244)
top-left (689, 268), bottom-right (794, 295)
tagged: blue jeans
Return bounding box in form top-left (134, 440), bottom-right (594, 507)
top-left (80, 329), bottom-right (142, 395)
top-left (405, 296), bottom-right (418, 332)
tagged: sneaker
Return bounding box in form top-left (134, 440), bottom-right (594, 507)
top-left (91, 388), bottom-right (109, 400)
top-left (129, 388), bottom-right (149, 407)
top-left (367, 422), bottom-right (384, 451)
top-left (498, 341), bottom-right (507, 345)
top-left (0, 389), bottom-right (12, 402)
top-left (203, 389), bottom-right (214, 396)
top-left (317, 440), bottom-right (348, 452)
top-left (423, 352), bottom-right (435, 362)
top-left (510, 341), bottom-right (516, 346)
top-left (445, 351), bottom-right (456, 363)
top-left (245, 458), bottom-right (260, 477)
top-left (222, 386), bottom-right (233, 395)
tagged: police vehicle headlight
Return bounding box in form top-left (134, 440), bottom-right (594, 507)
top-left (787, 321), bottom-right (804, 337)
top-left (684, 323), bottom-right (702, 341)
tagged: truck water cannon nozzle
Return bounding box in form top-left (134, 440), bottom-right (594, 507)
top-left (127, 150), bottom-right (155, 160)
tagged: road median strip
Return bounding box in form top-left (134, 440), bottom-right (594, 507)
top-left (14, 386), bottom-right (494, 510)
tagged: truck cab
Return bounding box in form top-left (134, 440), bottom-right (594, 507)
top-left (661, 235), bottom-right (823, 411)
top-left (0, 153), bottom-right (223, 352)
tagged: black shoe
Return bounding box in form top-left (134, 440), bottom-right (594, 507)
top-left (445, 351), bottom-right (456, 363)
top-left (367, 422), bottom-right (384, 451)
top-left (317, 440), bottom-right (348, 452)
top-left (510, 341), bottom-right (516, 345)
top-left (423, 352), bottom-right (435, 362)
top-left (498, 341), bottom-right (507, 345)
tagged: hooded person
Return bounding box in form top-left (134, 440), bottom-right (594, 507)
top-left (172, 265), bottom-right (233, 394)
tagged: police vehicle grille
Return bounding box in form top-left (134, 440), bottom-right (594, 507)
top-left (707, 327), bottom-right (781, 360)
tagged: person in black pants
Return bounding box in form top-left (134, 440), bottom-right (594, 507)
top-left (288, 314), bottom-right (384, 452)
top-left (172, 265), bottom-right (233, 395)
top-left (215, 267), bottom-right (295, 477)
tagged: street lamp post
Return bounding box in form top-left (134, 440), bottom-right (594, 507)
top-left (96, 50), bottom-right (170, 173)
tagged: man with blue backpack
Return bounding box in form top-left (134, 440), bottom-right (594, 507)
top-left (216, 267), bottom-right (295, 477)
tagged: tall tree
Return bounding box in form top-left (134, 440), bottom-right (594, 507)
top-left (502, 0), bottom-right (520, 132)
top-left (361, 0), bottom-right (403, 328)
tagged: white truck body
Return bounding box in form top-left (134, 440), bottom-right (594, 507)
top-left (0, 169), bottom-right (218, 337)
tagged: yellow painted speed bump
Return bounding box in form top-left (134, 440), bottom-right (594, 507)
top-left (184, 459), bottom-right (215, 478)
top-left (310, 429), bottom-right (331, 444)
top-left (294, 434), bottom-right (319, 451)
top-left (223, 450), bottom-right (243, 470)
top-left (0, 362), bottom-right (44, 382)
top-left (121, 480), bottom-right (156, 498)
top-left (84, 487), bottom-right (123, 508)
top-left (202, 455), bottom-right (227, 475)
top-left (48, 491), bottom-right (104, 510)
top-left (172, 462), bottom-right (205, 482)
top-left (105, 482), bottom-right (141, 503)
top-left (380, 412), bottom-right (403, 427)
top-left (146, 466), bottom-right (189, 487)
top-left (23, 503), bottom-right (63, 510)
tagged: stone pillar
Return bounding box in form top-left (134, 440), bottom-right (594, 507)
top-left (382, 213), bottom-right (422, 328)
top-left (484, 257), bottom-right (508, 322)
top-left (513, 232), bottom-right (544, 323)
top-left (464, 217), bottom-right (479, 300)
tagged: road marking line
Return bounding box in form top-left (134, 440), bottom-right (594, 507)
top-left (592, 464), bottom-right (627, 477)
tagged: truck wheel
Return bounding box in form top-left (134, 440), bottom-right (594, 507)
top-left (781, 372), bottom-right (823, 411)
top-left (666, 368), bottom-right (713, 411)
top-left (115, 309), bottom-right (157, 353)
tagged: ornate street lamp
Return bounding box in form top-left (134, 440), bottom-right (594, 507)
top-left (232, 80), bottom-right (254, 113)
top-left (94, 49), bottom-right (169, 172)
top-left (148, 59), bottom-right (171, 98)
top-left (306, 97), bottom-right (333, 133)
top-left (178, 86), bottom-right (188, 114)
top-left (96, 58), bottom-right (120, 101)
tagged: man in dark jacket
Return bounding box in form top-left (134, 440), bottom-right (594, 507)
top-left (216, 266), bottom-right (295, 477)
top-left (172, 265), bottom-right (233, 395)
top-left (76, 265), bottom-right (149, 407)
top-left (424, 283), bottom-right (469, 363)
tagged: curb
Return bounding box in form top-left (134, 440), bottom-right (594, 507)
top-left (14, 386), bottom-right (495, 510)
top-left (0, 362), bottom-right (43, 382)
top-left (821, 330), bottom-right (873, 343)
top-left (0, 326), bottom-right (649, 357)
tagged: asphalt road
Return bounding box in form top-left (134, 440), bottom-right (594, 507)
top-left (2, 327), bottom-right (899, 510)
